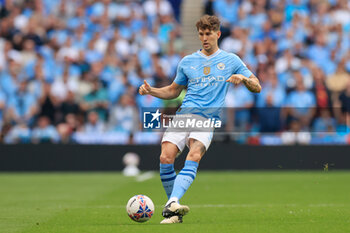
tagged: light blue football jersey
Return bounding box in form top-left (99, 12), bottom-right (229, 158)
top-left (174, 49), bottom-right (253, 119)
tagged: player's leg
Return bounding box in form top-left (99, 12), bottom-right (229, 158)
top-left (162, 131), bottom-right (213, 222)
top-left (160, 132), bottom-right (187, 224)
top-left (159, 141), bottom-right (179, 199)
top-left (165, 138), bottom-right (206, 207)
top-left (160, 131), bottom-right (187, 199)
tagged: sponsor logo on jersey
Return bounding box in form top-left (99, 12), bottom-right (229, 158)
top-left (189, 76), bottom-right (225, 84)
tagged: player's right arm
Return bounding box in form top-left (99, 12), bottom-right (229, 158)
top-left (140, 57), bottom-right (188, 99)
top-left (139, 80), bottom-right (185, 100)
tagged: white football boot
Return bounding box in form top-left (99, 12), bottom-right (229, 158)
top-left (162, 201), bottom-right (190, 218)
top-left (160, 215), bottom-right (183, 224)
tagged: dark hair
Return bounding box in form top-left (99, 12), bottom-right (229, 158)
top-left (196, 15), bottom-right (221, 31)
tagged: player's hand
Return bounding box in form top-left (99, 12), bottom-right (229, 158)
top-left (226, 74), bottom-right (245, 85)
top-left (139, 80), bottom-right (152, 95)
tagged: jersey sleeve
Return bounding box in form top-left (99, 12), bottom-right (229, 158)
top-left (174, 59), bottom-right (188, 86)
top-left (232, 54), bottom-right (253, 78)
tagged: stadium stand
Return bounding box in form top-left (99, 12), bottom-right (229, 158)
top-left (0, 0), bottom-right (349, 145)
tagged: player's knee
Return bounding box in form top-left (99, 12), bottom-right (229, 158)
top-left (160, 153), bottom-right (174, 164)
top-left (187, 152), bottom-right (202, 163)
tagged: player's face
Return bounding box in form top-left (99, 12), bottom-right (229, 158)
top-left (198, 29), bottom-right (221, 54)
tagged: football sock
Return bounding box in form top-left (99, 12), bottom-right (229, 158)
top-left (160, 163), bottom-right (177, 199)
top-left (169, 160), bottom-right (199, 202)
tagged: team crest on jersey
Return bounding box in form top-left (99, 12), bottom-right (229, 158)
top-left (203, 67), bottom-right (211, 75)
top-left (217, 63), bottom-right (225, 70)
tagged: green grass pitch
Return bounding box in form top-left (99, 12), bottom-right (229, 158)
top-left (1, 171), bottom-right (349, 233)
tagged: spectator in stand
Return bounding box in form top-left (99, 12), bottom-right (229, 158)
top-left (56, 122), bottom-right (72, 144)
top-left (59, 91), bottom-right (81, 123)
top-left (100, 55), bottom-right (122, 86)
top-left (84, 34), bottom-right (104, 64)
top-left (168, 0), bottom-right (182, 22)
top-left (27, 60), bottom-right (48, 100)
top-left (247, 0), bottom-right (268, 42)
top-left (64, 113), bottom-right (82, 134)
top-left (313, 109), bottom-right (337, 133)
top-left (0, 39), bottom-right (7, 70)
top-left (57, 37), bottom-right (80, 63)
top-left (152, 53), bottom-right (170, 86)
top-left (31, 116), bottom-right (60, 144)
top-left (311, 1), bottom-right (332, 26)
top-left (275, 50), bottom-right (302, 88)
top-left (107, 72), bottom-right (126, 105)
top-left (4, 121), bottom-right (31, 144)
top-left (74, 50), bottom-right (90, 76)
top-left (225, 83), bottom-right (254, 133)
top-left (330, 0), bottom-right (350, 29)
top-left (89, 0), bottom-right (118, 20)
top-left (339, 79), bottom-right (350, 116)
top-left (285, 0), bottom-right (309, 22)
top-left (111, 29), bottom-right (127, 55)
top-left (83, 111), bottom-right (106, 133)
top-left (51, 68), bottom-right (79, 104)
top-left (79, 80), bottom-right (108, 121)
top-left (220, 27), bottom-right (243, 54)
top-left (136, 86), bottom-right (164, 109)
top-left (6, 80), bottom-right (38, 126)
top-left (213, 0), bottom-right (239, 38)
top-left (306, 29), bottom-right (331, 74)
top-left (71, 23), bottom-right (90, 51)
top-left (157, 14), bottom-right (176, 46)
top-left (204, 0), bottom-right (215, 16)
top-left (1, 0), bottom-right (350, 145)
top-left (257, 67), bottom-right (286, 108)
top-left (20, 39), bottom-right (36, 66)
top-left (76, 72), bottom-right (94, 101)
top-left (109, 92), bottom-right (139, 133)
top-left (0, 88), bottom-right (6, 130)
top-left (37, 81), bottom-right (58, 125)
top-left (143, 0), bottom-right (173, 24)
top-left (257, 67), bottom-right (286, 132)
top-left (326, 58), bottom-right (350, 94)
top-left (0, 59), bottom-right (23, 97)
top-left (162, 38), bottom-right (182, 78)
top-left (285, 73), bottom-right (316, 129)
top-left (311, 66), bottom-right (332, 113)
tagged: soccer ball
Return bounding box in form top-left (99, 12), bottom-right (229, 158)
top-left (126, 195), bottom-right (154, 222)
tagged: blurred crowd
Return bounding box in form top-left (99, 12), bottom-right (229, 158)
top-left (0, 0), bottom-right (350, 145)
top-left (206, 0), bottom-right (350, 144)
top-left (0, 0), bottom-right (182, 144)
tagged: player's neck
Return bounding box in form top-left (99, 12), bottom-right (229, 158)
top-left (201, 46), bottom-right (219, 57)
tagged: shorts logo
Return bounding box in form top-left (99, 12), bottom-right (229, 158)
top-left (203, 67), bottom-right (210, 75)
top-left (217, 63), bottom-right (225, 70)
top-left (143, 109), bottom-right (161, 129)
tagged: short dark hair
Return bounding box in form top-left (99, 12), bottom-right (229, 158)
top-left (196, 15), bottom-right (221, 32)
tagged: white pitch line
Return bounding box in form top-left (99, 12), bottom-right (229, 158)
top-left (135, 171), bottom-right (155, 182)
top-left (92, 203), bottom-right (348, 209)
top-left (189, 204), bottom-right (347, 208)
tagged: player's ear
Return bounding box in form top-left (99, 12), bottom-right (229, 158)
top-left (217, 31), bottom-right (221, 39)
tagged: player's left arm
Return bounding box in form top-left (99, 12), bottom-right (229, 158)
top-left (226, 74), bottom-right (261, 93)
top-left (242, 74), bottom-right (261, 93)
